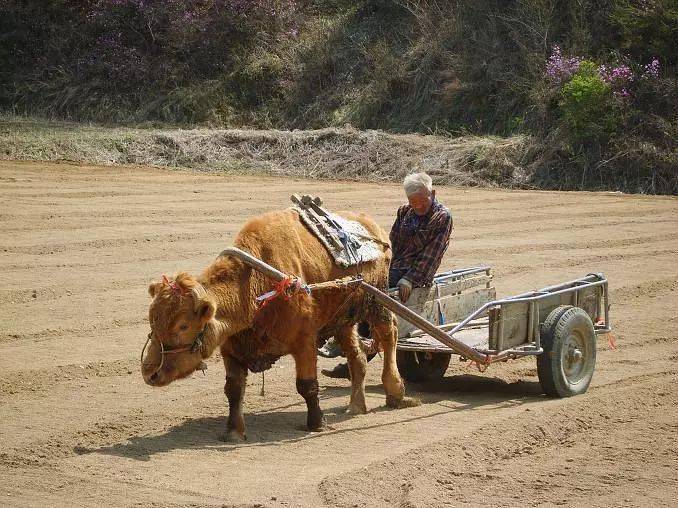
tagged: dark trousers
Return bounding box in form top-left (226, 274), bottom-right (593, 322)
top-left (357, 267), bottom-right (409, 362)
top-left (358, 267), bottom-right (407, 338)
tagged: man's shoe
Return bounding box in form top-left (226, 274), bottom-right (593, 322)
top-left (321, 362), bottom-right (350, 379)
top-left (318, 338), bottom-right (343, 358)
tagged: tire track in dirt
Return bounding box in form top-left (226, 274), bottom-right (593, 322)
top-left (461, 217), bottom-right (678, 240)
top-left (3, 190), bottom-right (166, 199)
top-left (0, 358), bottom-right (138, 397)
top-left (611, 277), bottom-right (678, 299)
top-left (0, 215), bottom-right (237, 234)
top-left (1, 231), bottom-right (228, 254)
top-left (443, 192), bottom-right (612, 208)
top-left (0, 247), bottom-right (219, 272)
top-left (461, 202), bottom-right (674, 217)
top-left (0, 316), bottom-right (145, 345)
top-left (0, 200), bottom-right (278, 219)
top-left (542, 248), bottom-right (677, 269)
top-left (607, 335), bottom-right (678, 352)
top-left (453, 232), bottom-right (678, 258)
top-left (0, 271), bottom-right (196, 306)
top-left (0, 190), bottom-right (309, 207)
top-left (0, 281), bottom-right (146, 306)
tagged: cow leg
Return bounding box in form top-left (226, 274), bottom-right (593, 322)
top-left (221, 354), bottom-right (248, 441)
top-left (371, 315), bottom-right (421, 409)
top-left (292, 343), bottom-right (325, 431)
top-left (335, 325), bottom-right (367, 414)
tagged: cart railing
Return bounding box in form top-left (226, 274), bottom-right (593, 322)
top-left (385, 266), bottom-right (492, 298)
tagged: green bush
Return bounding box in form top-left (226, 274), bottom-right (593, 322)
top-left (558, 61), bottom-right (620, 143)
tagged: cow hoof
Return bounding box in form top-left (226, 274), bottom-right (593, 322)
top-left (346, 402), bottom-right (367, 415)
top-left (386, 395), bottom-right (421, 409)
top-left (218, 430), bottom-right (247, 443)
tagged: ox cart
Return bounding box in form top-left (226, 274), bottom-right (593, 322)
top-left (219, 247), bottom-right (611, 398)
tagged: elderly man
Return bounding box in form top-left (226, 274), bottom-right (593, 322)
top-left (320, 172), bottom-right (453, 378)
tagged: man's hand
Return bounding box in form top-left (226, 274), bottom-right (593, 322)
top-left (397, 278), bottom-right (413, 303)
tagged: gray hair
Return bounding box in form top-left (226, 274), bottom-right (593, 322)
top-left (403, 172), bottom-right (433, 196)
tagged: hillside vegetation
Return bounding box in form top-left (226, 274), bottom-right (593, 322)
top-left (1, 1), bottom-right (676, 193)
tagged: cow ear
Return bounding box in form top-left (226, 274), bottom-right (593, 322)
top-left (195, 297), bottom-right (215, 323)
top-left (148, 282), bottom-right (163, 298)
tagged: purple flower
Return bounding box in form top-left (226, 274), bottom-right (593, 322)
top-left (642, 58), bottom-right (660, 79)
top-left (599, 64), bottom-right (634, 86)
top-left (599, 64), bottom-right (635, 98)
top-left (545, 46), bottom-right (582, 85)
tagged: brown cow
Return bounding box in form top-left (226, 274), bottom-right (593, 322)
top-left (142, 209), bottom-right (418, 441)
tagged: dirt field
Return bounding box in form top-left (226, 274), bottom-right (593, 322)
top-left (1, 160), bottom-right (677, 507)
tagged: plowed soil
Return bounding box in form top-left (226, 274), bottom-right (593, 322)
top-left (1, 160), bottom-right (677, 507)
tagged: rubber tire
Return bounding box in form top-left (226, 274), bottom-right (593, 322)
top-left (537, 305), bottom-right (596, 397)
top-left (396, 350), bottom-right (451, 382)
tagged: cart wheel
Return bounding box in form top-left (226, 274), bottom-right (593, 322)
top-left (537, 305), bottom-right (596, 397)
top-left (396, 350), bottom-right (451, 382)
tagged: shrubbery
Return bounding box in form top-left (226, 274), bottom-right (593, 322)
top-left (536, 38), bottom-right (674, 193)
top-left (0, 0), bottom-right (675, 192)
top-left (559, 61), bottom-right (619, 142)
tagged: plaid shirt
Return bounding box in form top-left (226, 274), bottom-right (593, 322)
top-left (389, 198), bottom-right (453, 287)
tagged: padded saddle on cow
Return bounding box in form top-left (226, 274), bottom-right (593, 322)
top-left (290, 194), bottom-right (385, 268)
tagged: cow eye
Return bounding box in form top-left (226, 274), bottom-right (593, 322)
top-left (179, 324), bottom-right (189, 331)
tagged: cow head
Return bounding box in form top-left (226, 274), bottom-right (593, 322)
top-left (142, 273), bottom-right (216, 387)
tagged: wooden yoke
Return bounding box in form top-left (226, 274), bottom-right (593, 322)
top-left (291, 194), bottom-right (343, 250)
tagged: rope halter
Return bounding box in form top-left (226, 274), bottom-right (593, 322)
top-left (141, 327), bottom-right (206, 379)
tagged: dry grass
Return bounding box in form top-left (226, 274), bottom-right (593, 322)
top-left (0, 116), bottom-right (530, 188)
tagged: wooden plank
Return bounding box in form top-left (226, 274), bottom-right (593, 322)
top-left (531, 287), bottom-right (602, 330)
top-left (406, 317), bottom-right (489, 338)
top-left (396, 286), bottom-right (438, 337)
top-left (577, 285), bottom-right (602, 320)
top-left (535, 292), bottom-right (576, 323)
top-left (397, 326), bottom-right (489, 352)
top-left (435, 274), bottom-right (493, 297)
top-left (396, 342), bottom-right (454, 352)
top-left (291, 194), bottom-right (344, 250)
top-left (394, 273), bottom-right (495, 338)
top-left (489, 300), bottom-right (530, 350)
top-left (436, 287), bottom-right (496, 323)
